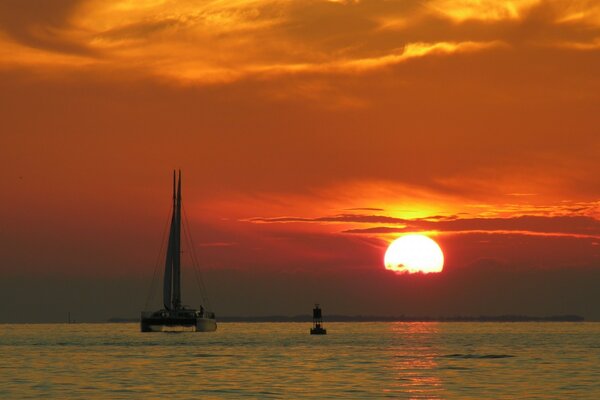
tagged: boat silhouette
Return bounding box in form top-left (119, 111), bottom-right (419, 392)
top-left (141, 171), bottom-right (217, 332)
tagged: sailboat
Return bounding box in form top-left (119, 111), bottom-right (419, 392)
top-left (141, 171), bottom-right (217, 332)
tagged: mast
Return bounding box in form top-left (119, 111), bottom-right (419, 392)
top-left (172, 170), bottom-right (182, 309)
top-left (163, 170), bottom-right (177, 310)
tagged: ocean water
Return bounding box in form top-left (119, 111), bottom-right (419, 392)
top-left (0, 322), bottom-right (599, 399)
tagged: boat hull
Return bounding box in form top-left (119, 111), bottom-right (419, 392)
top-left (140, 313), bottom-right (217, 332)
top-left (195, 317), bottom-right (217, 332)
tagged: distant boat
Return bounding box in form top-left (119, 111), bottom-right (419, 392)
top-left (141, 171), bottom-right (217, 332)
top-left (310, 304), bottom-right (327, 335)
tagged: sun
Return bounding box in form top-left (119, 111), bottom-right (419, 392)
top-left (384, 234), bottom-right (444, 274)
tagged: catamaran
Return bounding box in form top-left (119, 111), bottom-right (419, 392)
top-left (141, 171), bottom-right (217, 332)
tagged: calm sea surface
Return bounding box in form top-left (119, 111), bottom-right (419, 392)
top-left (0, 322), bottom-right (599, 399)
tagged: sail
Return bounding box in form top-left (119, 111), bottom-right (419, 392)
top-left (162, 170), bottom-right (183, 310)
top-left (172, 171), bottom-right (182, 309)
top-left (163, 171), bottom-right (177, 310)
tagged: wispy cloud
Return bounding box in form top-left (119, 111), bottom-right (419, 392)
top-left (248, 207), bottom-right (600, 240)
top-left (343, 216), bottom-right (600, 240)
top-left (248, 214), bottom-right (410, 224)
top-left (2, 0), bottom-right (598, 83)
top-left (428, 0), bottom-right (541, 22)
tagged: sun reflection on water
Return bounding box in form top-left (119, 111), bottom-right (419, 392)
top-left (387, 322), bottom-right (445, 399)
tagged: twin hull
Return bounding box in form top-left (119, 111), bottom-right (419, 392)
top-left (141, 313), bottom-right (217, 332)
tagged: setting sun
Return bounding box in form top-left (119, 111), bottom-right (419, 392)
top-left (384, 234), bottom-right (444, 274)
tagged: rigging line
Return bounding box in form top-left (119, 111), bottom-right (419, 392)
top-left (182, 204), bottom-right (212, 311)
top-left (181, 219), bottom-right (204, 307)
top-left (181, 206), bottom-right (207, 308)
top-left (182, 205), bottom-right (211, 310)
top-left (144, 204), bottom-right (173, 311)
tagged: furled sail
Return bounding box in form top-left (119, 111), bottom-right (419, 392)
top-left (173, 171), bottom-right (182, 309)
top-left (163, 170), bottom-right (182, 310)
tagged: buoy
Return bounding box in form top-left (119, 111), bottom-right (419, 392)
top-left (310, 304), bottom-right (327, 335)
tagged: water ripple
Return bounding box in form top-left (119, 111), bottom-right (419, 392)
top-left (0, 322), bottom-right (598, 398)
top-left (441, 353), bottom-right (515, 359)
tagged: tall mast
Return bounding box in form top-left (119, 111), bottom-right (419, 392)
top-left (162, 170), bottom-right (177, 310)
top-left (172, 170), bottom-right (182, 309)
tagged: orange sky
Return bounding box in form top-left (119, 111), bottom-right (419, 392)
top-left (1, 0), bottom-right (599, 321)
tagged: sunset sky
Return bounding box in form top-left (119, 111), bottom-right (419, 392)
top-left (1, 0), bottom-right (599, 322)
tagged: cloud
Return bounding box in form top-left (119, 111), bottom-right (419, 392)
top-left (344, 207), bottom-right (385, 212)
top-left (0, 0), bottom-right (91, 55)
top-left (2, 0), bottom-right (598, 83)
top-left (428, 0), bottom-right (541, 22)
top-left (248, 213), bottom-right (410, 224)
top-left (346, 227), bottom-right (600, 241)
top-left (250, 211), bottom-right (600, 236)
top-left (554, 38), bottom-right (600, 50)
top-left (249, 209), bottom-right (600, 245)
